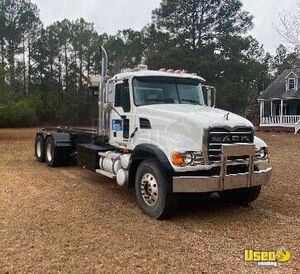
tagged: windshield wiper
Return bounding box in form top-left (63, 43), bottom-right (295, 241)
top-left (181, 99), bottom-right (201, 105)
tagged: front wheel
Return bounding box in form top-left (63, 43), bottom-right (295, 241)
top-left (135, 159), bottom-right (174, 219)
top-left (220, 186), bottom-right (261, 205)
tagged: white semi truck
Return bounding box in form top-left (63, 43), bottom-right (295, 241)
top-left (35, 47), bottom-right (272, 219)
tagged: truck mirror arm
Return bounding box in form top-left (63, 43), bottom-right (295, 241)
top-left (130, 127), bottom-right (139, 139)
top-left (104, 102), bottom-right (126, 120)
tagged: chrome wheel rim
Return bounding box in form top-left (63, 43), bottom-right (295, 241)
top-left (36, 140), bottom-right (42, 158)
top-left (140, 173), bottom-right (158, 206)
top-left (46, 142), bottom-right (52, 162)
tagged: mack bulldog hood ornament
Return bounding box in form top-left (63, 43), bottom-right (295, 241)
top-left (224, 112), bottom-right (230, 121)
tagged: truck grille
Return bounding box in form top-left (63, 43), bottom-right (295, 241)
top-left (207, 127), bottom-right (254, 162)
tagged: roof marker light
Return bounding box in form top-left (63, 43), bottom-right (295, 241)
top-left (138, 64), bottom-right (148, 71)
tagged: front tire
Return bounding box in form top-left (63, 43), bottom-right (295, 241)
top-left (135, 160), bottom-right (174, 219)
top-left (220, 186), bottom-right (261, 205)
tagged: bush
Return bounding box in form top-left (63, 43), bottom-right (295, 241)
top-left (0, 99), bottom-right (39, 128)
top-left (0, 90), bottom-right (98, 128)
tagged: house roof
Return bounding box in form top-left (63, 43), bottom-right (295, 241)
top-left (258, 68), bottom-right (300, 100)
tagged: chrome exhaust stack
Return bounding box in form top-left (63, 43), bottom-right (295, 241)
top-left (98, 46), bottom-right (109, 138)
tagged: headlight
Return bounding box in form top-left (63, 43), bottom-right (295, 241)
top-left (171, 152), bottom-right (204, 167)
top-left (184, 152), bottom-right (193, 165)
top-left (256, 147), bottom-right (269, 160)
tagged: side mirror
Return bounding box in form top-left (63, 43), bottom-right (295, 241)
top-left (203, 85), bottom-right (216, 107)
top-left (88, 75), bottom-right (100, 97)
top-left (89, 75), bottom-right (112, 97)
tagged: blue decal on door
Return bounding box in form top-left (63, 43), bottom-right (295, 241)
top-left (112, 119), bottom-right (123, 132)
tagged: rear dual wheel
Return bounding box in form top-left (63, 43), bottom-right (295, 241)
top-left (45, 137), bottom-right (70, 167)
top-left (35, 135), bottom-right (45, 162)
top-left (45, 137), bottom-right (57, 167)
top-left (35, 135), bottom-right (70, 167)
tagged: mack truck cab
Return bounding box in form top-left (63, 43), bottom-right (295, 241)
top-left (35, 47), bottom-right (272, 219)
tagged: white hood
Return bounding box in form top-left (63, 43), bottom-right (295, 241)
top-left (137, 104), bottom-right (253, 129)
top-left (132, 104), bottom-right (259, 172)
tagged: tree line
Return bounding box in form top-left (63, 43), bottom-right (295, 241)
top-left (0, 0), bottom-right (298, 127)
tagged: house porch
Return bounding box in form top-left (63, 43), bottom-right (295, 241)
top-left (259, 99), bottom-right (300, 133)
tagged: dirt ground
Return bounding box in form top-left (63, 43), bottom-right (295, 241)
top-left (0, 128), bottom-right (299, 273)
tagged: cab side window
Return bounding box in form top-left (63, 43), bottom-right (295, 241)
top-left (115, 81), bottom-right (130, 112)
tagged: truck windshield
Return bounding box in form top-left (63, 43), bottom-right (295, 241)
top-left (133, 77), bottom-right (205, 106)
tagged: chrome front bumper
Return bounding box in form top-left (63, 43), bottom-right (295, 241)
top-left (173, 144), bottom-right (272, 193)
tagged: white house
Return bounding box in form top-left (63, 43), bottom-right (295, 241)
top-left (258, 68), bottom-right (300, 134)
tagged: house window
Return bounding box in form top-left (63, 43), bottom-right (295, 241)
top-left (285, 71), bottom-right (298, 91)
top-left (288, 78), bottom-right (296, 90)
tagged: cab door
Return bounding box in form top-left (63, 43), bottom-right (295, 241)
top-left (109, 79), bottom-right (134, 148)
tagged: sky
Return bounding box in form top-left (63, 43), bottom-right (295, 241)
top-left (31, 0), bottom-right (299, 55)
